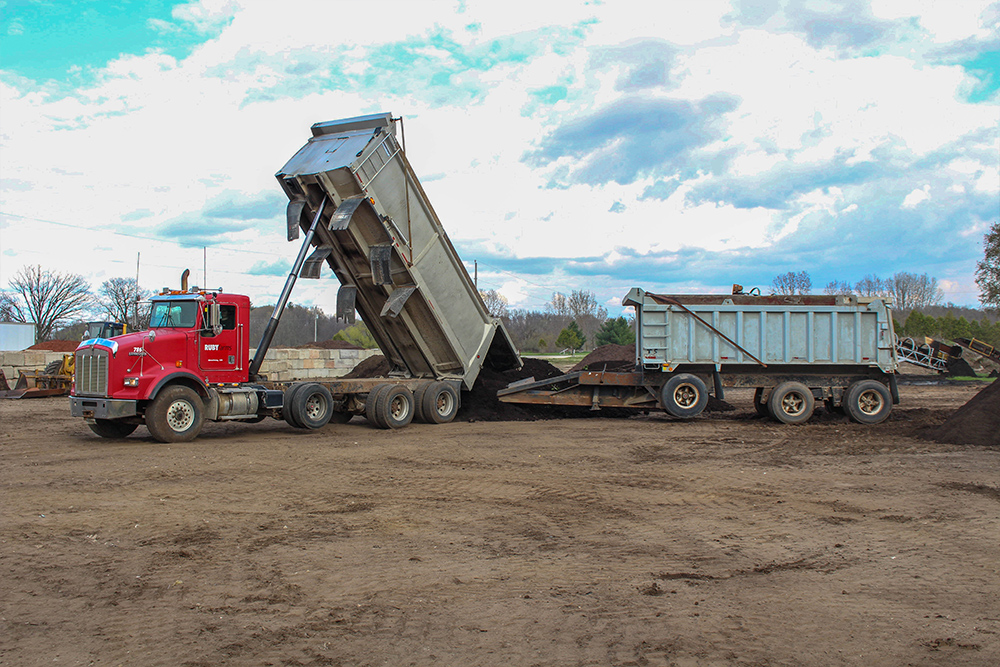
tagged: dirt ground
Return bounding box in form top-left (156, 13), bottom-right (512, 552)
top-left (2, 384), bottom-right (998, 667)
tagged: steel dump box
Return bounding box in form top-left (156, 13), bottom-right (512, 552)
top-left (276, 113), bottom-right (520, 389)
top-left (623, 288), bottom-right (898, 374)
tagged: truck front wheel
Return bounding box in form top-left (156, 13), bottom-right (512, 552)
top-left (88, 419), bottom-right (138, 439)
top-left (146, 385), bottom-right (205, 442)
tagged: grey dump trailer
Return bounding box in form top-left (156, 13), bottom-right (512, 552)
top-left (255, 112), bottom-right (521, 428)
top-left (500, 288), bottom-right (900, 425)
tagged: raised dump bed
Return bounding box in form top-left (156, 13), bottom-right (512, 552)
top-left (276, 113), bottom-right (520, 390)
top-left (500, 288), bottom-right (900, 425)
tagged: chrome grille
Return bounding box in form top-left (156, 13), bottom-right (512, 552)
top-left (75, 348), bottom-right (109, 396)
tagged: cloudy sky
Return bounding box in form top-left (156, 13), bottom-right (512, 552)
top-left (1, 0), bottom-right (997, 317)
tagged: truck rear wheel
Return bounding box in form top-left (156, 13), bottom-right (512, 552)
top-left (146, 385), bottom-right (205, 442)
top-left (292, 383), bottom-right (334, 429)
top-left (661, 374), bottom-right (708, 418)
top-left (421, 381), bottom-right (459, 424)
top-left (768, 381), bottom-right (814, 424)
top-left (283, 383), bottom-right (309, 428)
top-left (365, 384), bottom-right (391, 428)
top-left (374, 385), bottom-right (414, 429)
top-left (844, 380), bottom-right (892, 424)
top-left (88, 419), bottom-right (138, 439)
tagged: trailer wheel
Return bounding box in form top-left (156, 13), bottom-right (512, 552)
top-left (283, 383), bottom-right (308, 428)
top-left (421, 381), bottom-right (459, 424)
top-left (88, 419), bottom-right (138, 439)
top-left (768, 381), bottom-right (815, 424)
top-left (365, 384), bottom-right (391, 428)
top-left (412, 381), bottom-right (434, 423)
top-left (753, 387), bottom-right (771, 417)
top-left (146, 385), bottom-right (205, 442)
top-left (374, 384), bottom-right (414, 429)
top-left (292, 383), bottom-right (334, 429)
top-left (844, 380), bottom-right (892, 424)
top-left (661, 374), bottom-right (708, 418)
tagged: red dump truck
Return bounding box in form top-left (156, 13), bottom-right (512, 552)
top-left (69, 113), bottom-right (521, 442)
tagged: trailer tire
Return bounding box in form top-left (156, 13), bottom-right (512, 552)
top-left (292, 383), bottom-right (334, 429)
top-left (412, 381), bottom-right (434, 423)
top-left (145, 385), bottom-right (205, 442)
top-left (283, 383), bottom-right (309, 428)
top-left (661, 374), bottom-right (708, 418)
top-left (374, 384), bottom-right (414, 429)
top-left (88, 419), bottom-right (138, 439)
top-left (753, 387), bottom-right (770, 417)
top-left (366, 384), bottom-right (391, 428)
top-left (844, 380), bottom-right (892, 424)
top-left (421, 381), bottom-right (459, 424)
top-left (768, 381), bottom-right (814, 424)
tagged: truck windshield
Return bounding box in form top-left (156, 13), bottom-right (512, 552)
top-left (149, 300), bottom-right (199, 329)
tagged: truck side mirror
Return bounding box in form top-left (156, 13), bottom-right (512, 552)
top-left (204, 303), bottom-right (222, 336)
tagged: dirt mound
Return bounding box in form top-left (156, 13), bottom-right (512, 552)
top-left (26, 340), bottom-right (79, 352)
top-left (343, 355), bottom-right (392, 379)
top-left (459, 358), bottom-right (567, 422)
top-left (297, 340), bottom-right (362, 350)
top-left (570, 344), bottom-right (636, 372)
top-left (929, 380), bottom-right (1000, 446)
top-left (945, 357), bottom-right (978, 377)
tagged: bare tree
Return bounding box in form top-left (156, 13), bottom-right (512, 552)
top-left (854, 274), bottom-right (892, 298)
top-left (5, 265), bottom-right (93, 340)
top-left (99, 277), bottom-right (151, 330)
top-left (771, 271), bottom-right (812, 295)
top-left (891, 272), bottom-right (942, 309)
top-left (545, 292), bottom-right (571, 317)
top-left (976, 221), bottom-right (1000, 311)
top-left (823, 280), bottom-right (852, 295)
top-left (479, 289), bottom-right (509, 318)
top-left (567, 290), bottom-right (608, 320)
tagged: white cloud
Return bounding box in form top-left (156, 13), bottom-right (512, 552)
top-left (901, 185), bottom-right (931, 208)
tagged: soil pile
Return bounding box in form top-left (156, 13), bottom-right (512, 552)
top-left (297, 340), bottom-right (362, 350)
top-left (342, 355), bottom-right (392, 379)
top-left (26, 340), bottom-right (79, 352)
top-left (945, 357), bottom-right (978, 378)
top-left (570, 344), bottom-right (636, 372)
top-left (929, 380), bottom-right (1000, 446)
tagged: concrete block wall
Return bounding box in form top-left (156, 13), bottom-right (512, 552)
top-left (0, 348), bottom-right (380, 384)
top-left (1, 351), bottom-right (67, 382)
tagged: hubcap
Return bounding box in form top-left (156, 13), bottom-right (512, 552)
top-left (781, 392), bottom-right (806, 416)
top-left (673, 384), bottom-right (698, 408)
top-left (390, 395), bottom-right (409, 420)
top-left (165, 399), bottom-right (195, 432)
top-left (435, 391), bottom-right (454, 416)
top-left (305, 393), bottom-right (326, 420)
top-left (857, 389), bottom-right (884, 415)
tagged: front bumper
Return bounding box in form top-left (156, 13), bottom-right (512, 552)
top-left (70, 396), bottom-right (138, 420)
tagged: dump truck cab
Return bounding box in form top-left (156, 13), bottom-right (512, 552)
top-left (70, 289), bottom-right (253, 439)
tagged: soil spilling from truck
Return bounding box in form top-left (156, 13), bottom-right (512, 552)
top-left (929, 380), bottom-right (1000, 446)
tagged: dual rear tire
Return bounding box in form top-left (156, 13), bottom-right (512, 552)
top-left (754, 380), bottom-right (892, 425)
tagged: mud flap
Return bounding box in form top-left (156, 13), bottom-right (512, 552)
top-left (337, 285), bottom-right (357, 323)
top-left (286, 197), bottom-right (308, 241)
top-left (380, 286), bottom-right (416, 318)
top-left (301, 245), bottom-right (332, 279)
top-left (370, 244), bottom-right (393, 285)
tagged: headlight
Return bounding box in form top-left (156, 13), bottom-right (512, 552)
top-left (123, 377), bottom-right (139, 387)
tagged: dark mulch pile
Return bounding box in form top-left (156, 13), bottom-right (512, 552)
top-left (569, 344), bottom-right (636, 373)
top-left (342, 355), bottom-right (392, 379)
top-left (297, 340), bottom-right (362, 350)
top-left (944, 357), bottom-right (978, 377)
top-left (26, 340), bottom-right (79, 352)
top-left (929, 380), bottom-right (1000, 446)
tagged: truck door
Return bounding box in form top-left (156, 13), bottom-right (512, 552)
top-left (199, 304), bottom-right (240, 373)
